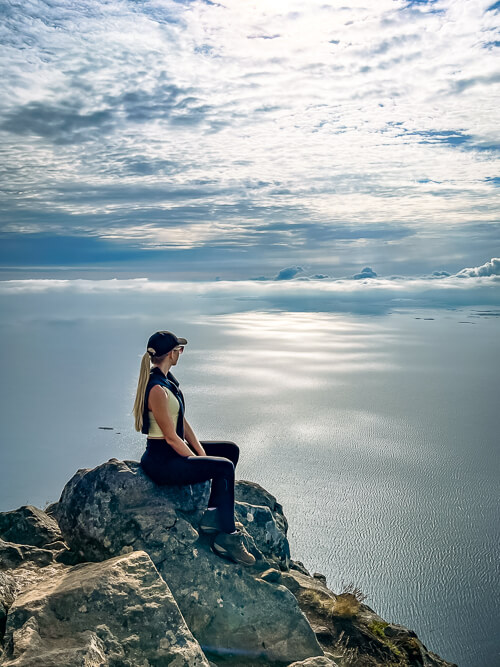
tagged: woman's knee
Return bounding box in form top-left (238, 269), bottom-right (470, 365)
top-left (222, 442), bottom-right (239, 466)
top-left (208, 455), bottom-right (235, 478)
top-left (202, 441), bottom-right (239, 465)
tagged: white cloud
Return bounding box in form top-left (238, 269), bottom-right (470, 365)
top-left (0, 0), bottom-right (498, 282)
top-left (455, 257), bottom-right (500, 278)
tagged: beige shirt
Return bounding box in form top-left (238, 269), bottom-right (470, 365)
top-left (148, 386), bottom-right (180, 438)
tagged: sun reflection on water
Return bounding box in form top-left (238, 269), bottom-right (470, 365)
top-left (193, 310), bottom-right (398, 388)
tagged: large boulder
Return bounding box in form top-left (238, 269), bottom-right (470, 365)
top-left (0, 571), bottom-right (16, 644)
top-left (0, 507), bottom-right (62, 549)
top-left (0, 540), bottom-right (54, 569)
top-left (235, 480), bottom-right (288, 535)
top-left (234, 497), bottom-right (290, 570)
top-left (288, 659), bottom-right (339, 667)
top-left (51, 459), bottom-right (323, 664)
top-left (1, 551), bottom-right (210, 667)
top-left (50, 458), bottom-right (211, 563)
top-left (0, 506), bottom-right (67, 571)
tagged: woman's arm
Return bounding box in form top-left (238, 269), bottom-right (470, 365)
top-left (184, 418), bottom-right (206, 456)
top-left (149, 385), bottom-right (194, 457)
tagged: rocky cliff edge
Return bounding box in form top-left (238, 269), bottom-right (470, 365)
top-left (0, 458), bottom-right (457, 667)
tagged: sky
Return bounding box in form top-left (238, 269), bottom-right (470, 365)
top-left (0, 0), bottom-right (499, 286)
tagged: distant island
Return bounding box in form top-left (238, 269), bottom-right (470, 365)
top-left (0, 458), bottom-right (457, 666)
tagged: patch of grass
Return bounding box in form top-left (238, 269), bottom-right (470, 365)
top-left (367, 622), bottom-right (406, 662)
top-left (300, 588), bottom-right (361, 620)
top-left (332, 593), bottom-right (361, 619)
top-left (369, 620), bottom-right (389, 639)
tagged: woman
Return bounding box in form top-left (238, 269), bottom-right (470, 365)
top-left (133, 330), bottom-right (255, 567)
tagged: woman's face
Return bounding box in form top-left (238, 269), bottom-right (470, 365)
top-left (169, 346), bottom-right (183, 365)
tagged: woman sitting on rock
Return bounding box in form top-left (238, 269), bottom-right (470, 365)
top-left (133, 330), bottom-right (255, 567)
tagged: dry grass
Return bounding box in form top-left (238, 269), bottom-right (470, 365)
top-left (300, 584), bottom-right (366, 620)
top-left (340, 580), bottom-right (368, 603)
top-left (333, 630), bottom-right (360, 665)
top-left (334, 630), bottom-right (405, 667)
top-left (333, 593), bottom-right (361, 619)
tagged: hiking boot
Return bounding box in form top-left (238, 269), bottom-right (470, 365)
top-left (212, 529), bottom-right (256, 566)
top-left (199, 508), bottom-right (243, 535)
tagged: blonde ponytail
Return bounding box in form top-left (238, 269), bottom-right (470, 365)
top-left (133, 352), bottom-right (152, 432)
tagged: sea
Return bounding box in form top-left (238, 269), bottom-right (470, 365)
top-left (0, 286), bottom-right (498, 667)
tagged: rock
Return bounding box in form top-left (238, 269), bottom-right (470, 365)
top-left (288, 658), bottom-right (339, 667)
top-left (383, 622), bottom-right (418, 639)
top-left (51, 459), bottom-right (324, 664)
top-left (5, 617), bottom-right (107, 667)
top-left (259, 568), bottom-right (282, 583)
top-left (0, 540), bottom-right (54, 569)
top-left (234, 500), bottom-right (290, 570)
top-left (311, 625), bottom-right (334, 641)
top-left (190, 572), bottom-right (322, 664)
top-left (290, 559), bottom-right (311, 576)
top-left (0, 571), bottom-right (16, 643)
top-left (235, 480), bottom-right (288, 535)
top-left (0, 506), bottom-right (62, 549)
top-left (1, 551), bottom-right (210, 667)
top-left (280, 569), bottom-right (457, 667)
top-left (51, 458), bottom-right (211, 562)
top-left (0, 458), bottom-right (457, 667)
top-left (379, 623), bottom-right (458, 666)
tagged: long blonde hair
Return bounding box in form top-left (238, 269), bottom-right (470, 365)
top-left (133, 350), bottom-right (169, 432)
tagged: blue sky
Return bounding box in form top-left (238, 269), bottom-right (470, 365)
top-left (0, 0), bottom-right (499, 284)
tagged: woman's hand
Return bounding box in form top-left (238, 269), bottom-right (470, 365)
top-left (149, 385), bottom-right (194, 457)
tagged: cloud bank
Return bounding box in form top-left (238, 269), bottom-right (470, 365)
top-left (1, 259), bottom-right (498, 316)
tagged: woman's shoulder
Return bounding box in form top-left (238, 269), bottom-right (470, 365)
top-left (149, 384), bottom-right (170, 399)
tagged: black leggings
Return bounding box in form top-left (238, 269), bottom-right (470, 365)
top-left (140, 440), bottom-right (239, 533)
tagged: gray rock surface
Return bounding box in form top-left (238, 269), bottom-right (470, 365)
top-left (0, 459), bottom-right (458, 667)
top-left (235, 480), bottom-right (288, 536)
top-left (0, 506), bottom-right (62, 549)
top-left (234, 501), bottom-right (290, 570)
top-left (288, 658), bottom-right (339, 667)
top-left (280, 568), bottom-right (457, 667)
top-left (1, 551), bottom-right (210, 667)
top-left (50, 458), bottom-right (323, 664)
top-left (51, 458), bottom-right (211, 563)
top-left (0, 540), bottom-right (54, 569)
top-left (0, 572), bottom-right (16, 645)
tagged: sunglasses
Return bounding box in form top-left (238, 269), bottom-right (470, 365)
top-left (173, 345), bottom-right (185, 353)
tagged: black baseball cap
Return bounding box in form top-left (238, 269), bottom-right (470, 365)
top-left (147, 331), bottom-right (188, 356)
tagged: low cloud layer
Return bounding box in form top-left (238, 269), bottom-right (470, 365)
top-left (1, 259), bottom-right (498, 317)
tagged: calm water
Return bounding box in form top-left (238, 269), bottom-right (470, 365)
top-left (0, 289), bottom-right (499, 667)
